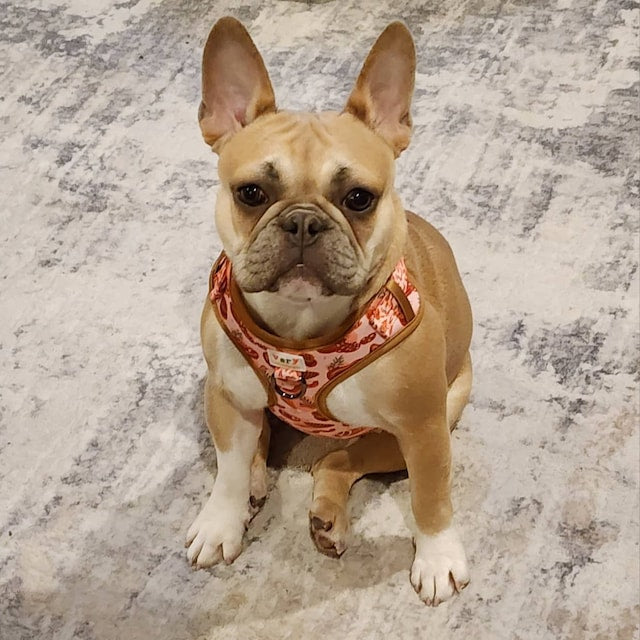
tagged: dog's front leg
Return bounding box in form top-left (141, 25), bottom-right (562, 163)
top-left (397, 415), bottom-right (470, 606)
top-left (186, 378), bottom-right (262, 568)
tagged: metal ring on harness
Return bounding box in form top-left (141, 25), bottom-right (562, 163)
top-left (271, 373), bottom-right (307, 399)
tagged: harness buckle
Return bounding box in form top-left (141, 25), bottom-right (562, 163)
top-left (271, 373), bottom-right (307, 399)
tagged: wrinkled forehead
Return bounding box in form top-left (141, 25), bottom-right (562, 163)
top-left (217, 111), bottom-right (395, 193)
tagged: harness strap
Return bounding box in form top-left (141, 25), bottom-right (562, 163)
top-left (208, 253), bottom-right (422, 438)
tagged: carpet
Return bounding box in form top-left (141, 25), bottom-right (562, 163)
top-left (1, 0), bottom-right (638, 638)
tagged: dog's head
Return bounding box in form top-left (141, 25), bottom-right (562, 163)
top-left (199, 18), bottom-right (415, 304)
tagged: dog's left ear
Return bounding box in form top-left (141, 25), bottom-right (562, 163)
top-left (344, 22), bottom-right (416, 157)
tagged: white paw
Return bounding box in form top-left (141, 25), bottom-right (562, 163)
top-left (185, 497), bottom-right (249, 568)
top-left (410, 527), bottom-right (470, 606)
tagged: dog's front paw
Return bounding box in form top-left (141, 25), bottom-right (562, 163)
top-left (410, 527), bottom-right (470, 606)
top-left (185, 498), bottom-right (249, 568)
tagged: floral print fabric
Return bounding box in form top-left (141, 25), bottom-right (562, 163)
top-left (210, 255), bottom-right (420, 439)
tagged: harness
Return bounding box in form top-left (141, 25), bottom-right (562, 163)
top-left (209, 254), bottom-right (422, 439)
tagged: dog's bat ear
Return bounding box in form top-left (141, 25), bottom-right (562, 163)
top-left (199, 17), bottom-right (276, 152)
top-left (343, 22), bottom-right (416, 157)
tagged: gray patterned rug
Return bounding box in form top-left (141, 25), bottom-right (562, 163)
top-left (1, 1), bottom-right (638, 638)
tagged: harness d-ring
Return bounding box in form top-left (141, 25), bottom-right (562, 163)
top-left (271, 373), bottom-right (307, 399)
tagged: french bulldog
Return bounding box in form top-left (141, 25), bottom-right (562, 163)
top-left (185, 17), bottom-right (473, 606)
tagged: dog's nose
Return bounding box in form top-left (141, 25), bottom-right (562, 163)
top-left (279, 210), bottom-right (328, 246)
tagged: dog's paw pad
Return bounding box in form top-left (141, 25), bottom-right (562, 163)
top-left (248, 494), bottom-right (266, 519)
top-left (311, 515), bottom-right (332, 531)
top-left (249, 459), bottom-right (268, 519)
top-left (309, 498), bottom-right (349, 558)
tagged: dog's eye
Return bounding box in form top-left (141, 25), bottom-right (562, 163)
top-left (343, 188), bottom-right (375, 212)
top-left (236, 184), bottom-right (268, 207)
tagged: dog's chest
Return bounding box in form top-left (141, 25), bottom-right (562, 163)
top-left (216, 332), bottom-right (380, 429)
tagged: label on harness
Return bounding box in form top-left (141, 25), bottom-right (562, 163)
top-left (267, 349), bottom-right (306, 372)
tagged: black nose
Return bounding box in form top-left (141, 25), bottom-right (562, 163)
top-left (279, 210), bottom-right (327, 246)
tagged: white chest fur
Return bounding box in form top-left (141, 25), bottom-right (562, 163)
top-left (324, 373), bottom-right (381, 428)
top-left (214, 332), bottom-right (268, 411)
top-left (243, 287), bottom-right (354, 342)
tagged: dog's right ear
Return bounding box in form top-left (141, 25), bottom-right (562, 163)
top-left (199, 17), bottom-right (276, 151)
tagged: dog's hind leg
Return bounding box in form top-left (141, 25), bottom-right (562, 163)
top-left (309, 431), bottom-right (406, 557)
top-left (309, 353), bottom-right (471, 558)
top-left (249, 412), bottom-right (271, 518)
top-left (447, 351), bottom-right (472, 431)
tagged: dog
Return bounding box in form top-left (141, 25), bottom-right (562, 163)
top-left (185, 17), bottom-right (473, 606)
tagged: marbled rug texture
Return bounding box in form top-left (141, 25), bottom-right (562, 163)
top-left (1, 0), bottom-right (638, 638)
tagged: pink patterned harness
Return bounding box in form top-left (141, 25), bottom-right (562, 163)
top-left (209, 254), bottom-right (422, 439)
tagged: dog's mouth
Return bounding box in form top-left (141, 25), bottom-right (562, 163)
top-left (238, 252), bottom-right (365, 297)
top-left (267, 263), bottom-right (334, 300)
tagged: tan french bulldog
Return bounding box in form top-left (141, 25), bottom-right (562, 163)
top-left (186, 17), bottom-right (473, 606)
